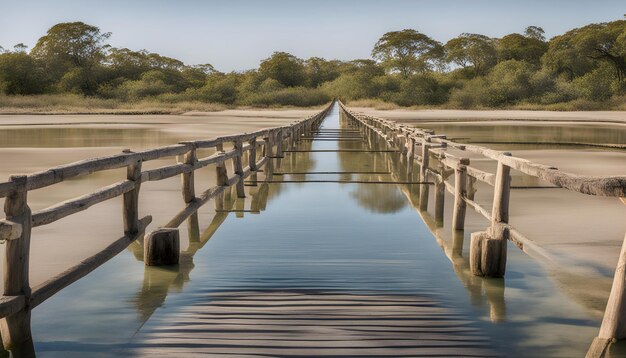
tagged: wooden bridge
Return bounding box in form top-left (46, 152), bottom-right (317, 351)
top-left (0, 100), bottom-right (624, 357)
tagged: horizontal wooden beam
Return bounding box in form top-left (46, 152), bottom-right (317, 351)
top-left (0, 296), bottom-right (25, 319)
top-left (32, 180), bottom-right (136, 227)
top-left (30, 215), bottom-right (152, 309)
top-left (0, 220), bottom-right (22, 242)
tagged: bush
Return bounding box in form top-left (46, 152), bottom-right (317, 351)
top-left (380, 74), bottom-right (447, 106)
top-left (243, 87), bottom-right (330, 107)
top-left (115, 70), bottom-right (175, 100)
top-left (572, 64), bottom-right (618, 101)
top-left (483, 60), bottom-right (535, 106)
top-left (448, 78), bottom-right (489, 108)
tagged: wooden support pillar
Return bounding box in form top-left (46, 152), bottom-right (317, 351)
top-left (434, 153), bottom-right (446, 226)
top-left (419, 142), bottom-right (431, 211)
top-left (289, 126), bottom-right (297, 148)
top-left (215, 143), bottom-right (229, 188)
top-left (187, 213), bottom-right (200, 243)
top-left (452, 158), bottom-right (469, 230)
top-left (248, 137), bottom-right (257, 172)
top-left (470, 154), bottom-right (511, 278)
top-left (588, 227), bottom-right (626, 356)
top-left (276, 130), bottom-right (284, 158)
top-left (144, 228), bottom-right (180, 266)
top-left (232, 140), bottom-right (245, 198)
top-left (1, 175), bottom-right (32, 349)
top-left (122, 150), bottom-right (142, 235)
top-left (181, 146), bottom-right (196, 203)
top-left (467, 176), bottom-right (477, 201)
top-left (265, 134), bottom-right (274, 158)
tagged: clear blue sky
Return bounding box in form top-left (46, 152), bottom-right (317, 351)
top-left (0, 0), bottom-right (624, 72)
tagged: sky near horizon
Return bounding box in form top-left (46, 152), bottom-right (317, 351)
top-left (0, 0), bottom-right (624, 72)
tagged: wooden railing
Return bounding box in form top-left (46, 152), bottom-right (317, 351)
top-left (0, 102), bottom-right (331, 349)
top-left (338, 101), bottom-right (626, 354)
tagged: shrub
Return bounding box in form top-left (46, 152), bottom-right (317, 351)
top-left (448, 77), bottom-right (489, 108)
top-left (572, 64), bottom-right (618, 101)
top-left (243, 87), bottom-right (330, 107)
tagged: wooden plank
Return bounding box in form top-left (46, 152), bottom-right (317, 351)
top-left (128, 291), bottom-right (495, 357)
top-left (466, 166), bottom-right (496, 186)
top-left (464, 197), bottom-right (491, 220)
top-left (0, 220), bottom-right (22, 242)
top-left (32, 180), bottom-right (135, 227)
top-left (0, 296), bottom-right (25, 319)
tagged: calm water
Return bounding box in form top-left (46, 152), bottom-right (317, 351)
top-left (1, 106), bottom-right (622, 357)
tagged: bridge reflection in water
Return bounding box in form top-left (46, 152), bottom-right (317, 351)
top-left (7, 104), bottom-right (603, 357)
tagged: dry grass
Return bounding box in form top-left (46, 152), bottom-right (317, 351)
top-left (0, 94), bottom-right (230, 114)
top-left (347, 96), bottom-right (626, 112)
top-left (345, 98), bottom-right (401, 110)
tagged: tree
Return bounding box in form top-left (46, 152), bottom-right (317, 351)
top-left (304, 57), bottom-right (341, 87)
top-left (524, 26), bottom-right (546, 41)
top-left (13, 43), bottom-right (28, 53)
top-left (0, 52), bottom-right (47, 94)
top-left (445, 33), bottom-right (497, 77)
top-left (32, 22), bottom-right (111, 94)
top-left (542, 20), bottom-right (626, 81)
top-left (258, 52), bottom-right (306, 87)
top-left (498, 33), bottom-right (547, 64)
top-left (372, 29), bottom-right (443, 77)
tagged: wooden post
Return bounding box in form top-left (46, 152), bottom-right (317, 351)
top-left (467, 176), bottom-right (477, 201)
top-left (248, 137), bottom-right (257, 172)
top-left (419, 141), bottom-right (431, 211)
top-left (289, 126), bottom-right (296, 148)
top-left (470, 155), bottom-right (511, 278)
top-left (276, 129), bottom-right (284, 158)
top-left (215, 143), bottom-right (229, 187)
top-left (232, 140), bottom-right (245, 198)
top-left (588, 198), bottom-right (626, 357)
top-left (264, 135), bottom-right (274, 158)
top-left (491, 158), bottom-right (511, 226)
top-left (144, 228), bottom-right (180, 266)
top-left (1, 175), bottom-right (32, 349)
top-left (122, 150), bottom-right (142, 234)
top-left (434, 153), bottom-right (446, 226)
top-left (452, 158), bottom-right (469, 231)
top-left (181, 146), bottom-right (196, 203)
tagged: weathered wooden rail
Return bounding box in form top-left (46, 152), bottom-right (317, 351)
top-left (338, 101), bottom-right (626, 356)
top-left (0, 102), bottom-right (331, 350)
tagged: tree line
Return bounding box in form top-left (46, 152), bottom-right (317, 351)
top-left (1, 19), bottom-right (625, 109)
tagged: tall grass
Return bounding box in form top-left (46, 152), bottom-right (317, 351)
top-left (0, 94), bottom-right (227, 114)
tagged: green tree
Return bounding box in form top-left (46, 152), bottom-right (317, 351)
top-left (524, 26), bottom-right (546, 41)
top-left (32, 22), bottom-right (111, 94)
top-left (13, 43), bottom-right (28, 53)
top-left (498, 31), bottom-right (547, 64)
top-left (542, 20), bottom-right (626, 81)
top-left (445, 33), bottom-right (497, 77)
top-left (0, 52), bottom-right (47, 94)
top-left (372, 29), bottom-right (443, 77)
top-left (258, 52), bottom-right (306, 87)
top-left (304, 57), bottom-right (341, 87)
